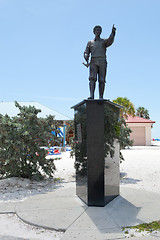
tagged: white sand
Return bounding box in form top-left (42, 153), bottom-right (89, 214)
top-left (0, 152), bottom-right (75, 202)
top-left (0, 143), bottom-right (160, 239)
top-left (0, 213), bottom-right (63, 240)
top-left (120, 142), bottom-right (160, 238)
top-left (120, 142), bottom-right (160, 194)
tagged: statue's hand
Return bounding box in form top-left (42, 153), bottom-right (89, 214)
top-left (82, 62), bottom-right (90, 68)
top-left (112, 24), bottom-right (116, 32)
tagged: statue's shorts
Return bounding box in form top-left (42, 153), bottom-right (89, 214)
top-left (89, 58), bottom-right (107, 83)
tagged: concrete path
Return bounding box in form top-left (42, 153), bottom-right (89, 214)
top-left (1, 185), bottom-right (160, 239)
top-left (15, 186), bottom-right (87, 232)
top-left (0, 236), bottom-right (37, 240)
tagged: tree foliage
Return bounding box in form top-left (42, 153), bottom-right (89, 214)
top-left (0, 102), bottom-right (61, 179)
top-left (66, 120), bottom-right (74, 145)
top-left (113, 97), bottom-right (135, 117)
top-left (117, 116), bottom-right (133, 161)
top-left (103, 104), bottom-right (133, 162)
top-left (136, 106), bottom-right (150, 119)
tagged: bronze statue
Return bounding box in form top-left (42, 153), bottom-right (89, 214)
top-left (83, 25), bottom-right (116, 99)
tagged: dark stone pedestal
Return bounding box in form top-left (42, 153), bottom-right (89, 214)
top-left (72, 99), bottom-right (121, 207)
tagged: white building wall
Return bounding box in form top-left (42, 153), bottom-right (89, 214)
top-left (145, 125), bottom-right (152, 146)
top-left (127, 123), bottom-right (152, 146)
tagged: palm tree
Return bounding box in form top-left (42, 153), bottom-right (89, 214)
top-left (136, 107), bottom-right (150, 119)
top-left (113, 97), bottom-right (135, 117)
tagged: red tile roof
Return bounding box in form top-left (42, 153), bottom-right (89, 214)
top-left (125, 115), bottom-right (155, 123)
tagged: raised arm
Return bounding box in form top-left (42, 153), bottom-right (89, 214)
top-left (104, 24), bottom-right (116, 47)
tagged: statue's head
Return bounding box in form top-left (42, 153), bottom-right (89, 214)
top-left (93, 25), bottom-right (102, 35)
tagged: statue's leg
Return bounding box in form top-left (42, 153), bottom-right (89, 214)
top-left (88, 80), bottom-right (96, 99)
top-left (88, 62), bottom-right (97, 99)
top-left (99, 82), bottom-right (105, 99)
top-left (98, 62), bottom-right (107, 99)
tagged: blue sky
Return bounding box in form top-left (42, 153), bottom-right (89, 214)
top-left (0, 0), bottom-right (160, 138)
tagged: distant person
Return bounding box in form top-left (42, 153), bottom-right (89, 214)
top-left (83, 25), bottom-right (116, 99)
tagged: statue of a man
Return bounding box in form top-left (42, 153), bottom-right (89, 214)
top-left (84, 25), bottom-right (116, 99)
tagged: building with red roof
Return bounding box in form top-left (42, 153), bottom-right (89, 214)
top-left (125, 116), bottom-right (155, 146)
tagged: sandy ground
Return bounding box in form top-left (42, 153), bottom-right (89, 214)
top-left (0, 152), bottom-right (75, 202)
top-left (120, 141), bottom-right (160, 194)
top-left (0, 142), bottom-right (160, 239)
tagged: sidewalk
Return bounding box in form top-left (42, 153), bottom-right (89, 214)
top-left (0, 236), bottom-right (37, 240)
top-left (1, 183), bottom-right (160, 240)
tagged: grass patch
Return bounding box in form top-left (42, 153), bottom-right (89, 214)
top-left (131, 220), bottom-right (160, 232)
top-left (54, 177), bottom-right (64, 182)
top-left (130, 233), bottom-right (135, 237)
top-left (123, 220), bottom-right (160, 234)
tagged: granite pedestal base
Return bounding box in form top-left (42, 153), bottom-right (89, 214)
top-left (72, 99), bottom-right (121, 207)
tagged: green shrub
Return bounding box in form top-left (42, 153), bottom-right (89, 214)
top-left (0, 101), bottom-right (61, 179)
